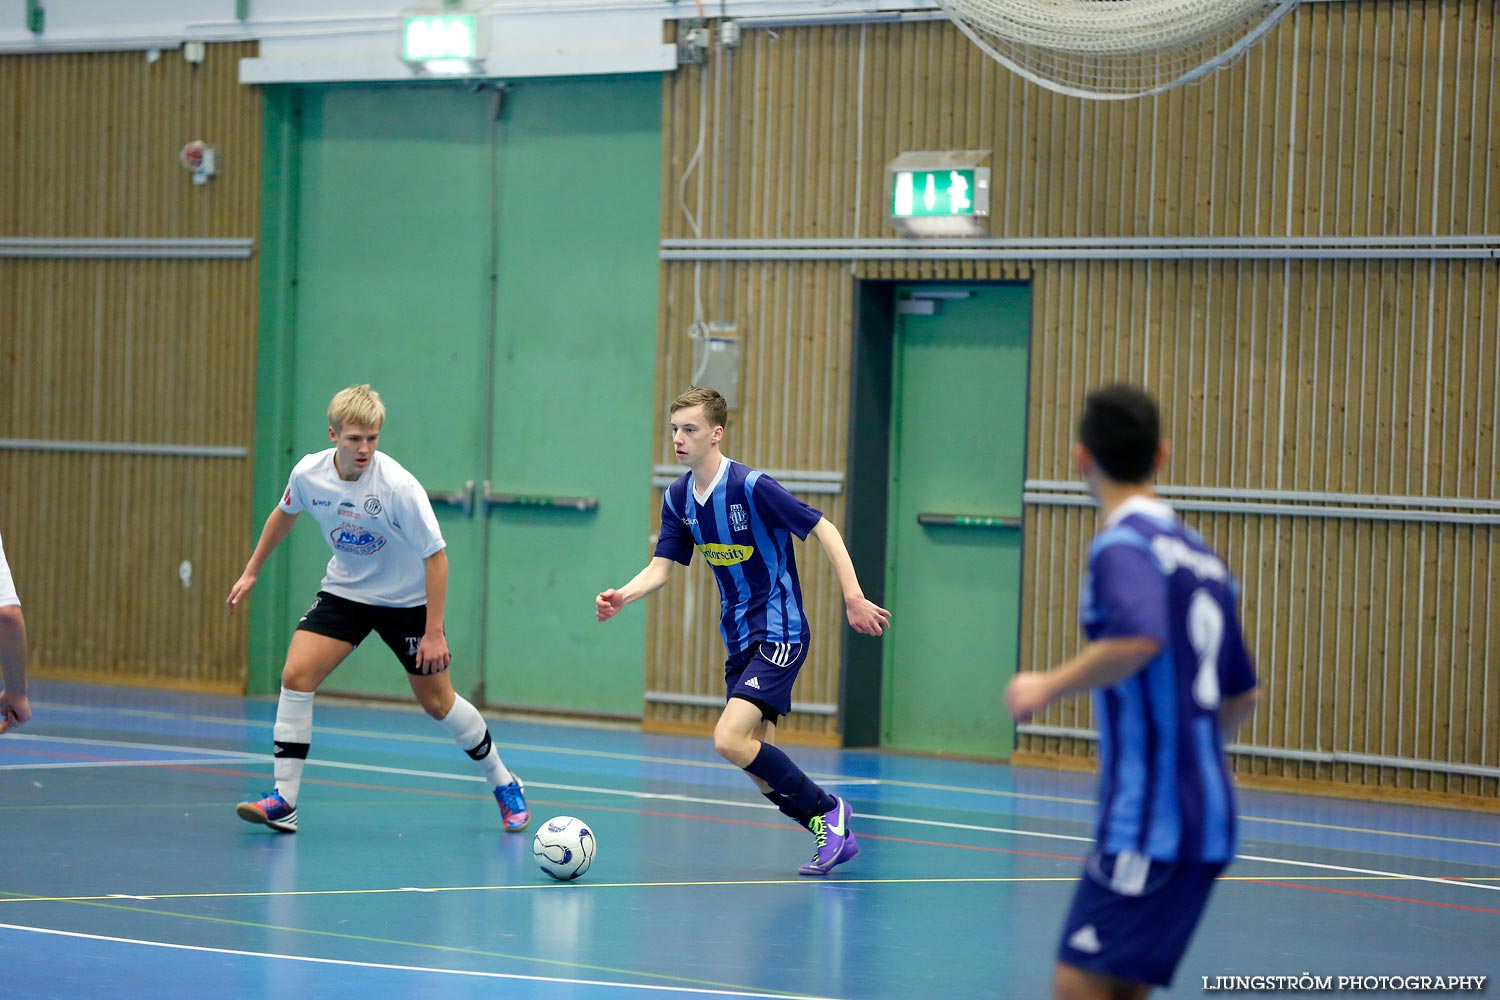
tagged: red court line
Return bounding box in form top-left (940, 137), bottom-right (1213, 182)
top-left (184, 764), bottom-right (1500, 908)
top-left (1245, 880), bottom-right (1500, 916)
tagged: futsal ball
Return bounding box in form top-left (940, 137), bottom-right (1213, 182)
top-left (533, 815), bottom-right (596, 881)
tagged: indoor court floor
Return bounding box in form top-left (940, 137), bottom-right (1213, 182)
top-left (2, 681), bottom-right (1496, 998)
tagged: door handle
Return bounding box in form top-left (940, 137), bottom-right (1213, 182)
top-left (917, 513), bottom-right (1022, 529)
top-left (480, 481), bottom-right (599, 514)
top-left (427, 481), bottom-right (475, 517)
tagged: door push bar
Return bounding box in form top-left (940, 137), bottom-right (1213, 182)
top-left (428, 481), bottom-right (599, 516)
top-left (427, 481), bottom-right (476, 517)
top-left (481, 482), bottom-right (598, 513)
top-left (917, 513), bottom-right (1023, 529)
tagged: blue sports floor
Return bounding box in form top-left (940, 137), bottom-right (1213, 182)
top-left (2, 682), bottom-right (1497, 998)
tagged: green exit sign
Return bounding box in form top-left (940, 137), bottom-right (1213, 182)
top-left (402, 14), bottom-right (480, 62)
top-left (891, 168), bottom-right (989, 218)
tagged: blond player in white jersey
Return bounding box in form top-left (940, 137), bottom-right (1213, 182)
top-left (0, 527), bottom-right (31, 735)
top-left (227, 385), bottom-right (529, 834)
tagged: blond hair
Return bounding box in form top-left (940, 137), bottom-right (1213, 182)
top-left (327, 384), bottom-right (386, 432)
top-left (670, 386), bottom-right (728, 429)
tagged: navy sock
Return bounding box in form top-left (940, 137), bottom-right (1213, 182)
top-left (763, 790), bottom-right (815, 830)
top-left (744, 742), bottom-right (837, 817)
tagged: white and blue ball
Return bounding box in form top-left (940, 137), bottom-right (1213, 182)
top-left (533, 815), bottom-right (596, 881)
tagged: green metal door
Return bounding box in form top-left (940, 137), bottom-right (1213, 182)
top-left (881, 284), bottom-right (1030, 757)
top-left (479, 77), bottom-right (658, 716)
top-left (283, 86), bottom-right (493, 701)
top-left (255, 79), bottom-right (659, 713)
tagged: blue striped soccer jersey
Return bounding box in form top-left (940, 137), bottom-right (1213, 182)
top-left (654, 459), bottom-right (823, 655)
top-left (1081, 496), bottom-right (1258, 864)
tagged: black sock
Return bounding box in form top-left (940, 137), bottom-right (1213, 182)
top-left (763, 790), bottom-right (816, 829)
top-left (744, 742), bottom-right (837, 816)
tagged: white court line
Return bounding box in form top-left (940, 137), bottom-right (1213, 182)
top-left (8, 735), bottom-right (1498, 897)
top-left (0, 923), bottom-right (840, 999)
top-left (1, 733), bottom-right (258, 759)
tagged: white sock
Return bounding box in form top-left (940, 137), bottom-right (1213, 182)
top-left (439, 695), bottom-right (513, 788)
top-left (272, 687), bottom-right (316, 806)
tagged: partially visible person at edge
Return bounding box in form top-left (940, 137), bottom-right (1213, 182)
top-left (0, 525), bottom-right (32, 736)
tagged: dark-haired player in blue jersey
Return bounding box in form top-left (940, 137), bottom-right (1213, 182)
top-left (1006, 384), bottom-right (1259, 1000)
top-left (597, 386), bottom-right (890, 876)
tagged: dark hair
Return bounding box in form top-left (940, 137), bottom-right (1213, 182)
top-left (1078, 384), bottom-right (1160, 484)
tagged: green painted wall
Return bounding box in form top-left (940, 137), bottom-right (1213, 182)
top-left (252, 78), bottom-right (660, 716)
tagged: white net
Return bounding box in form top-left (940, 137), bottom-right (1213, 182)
top-left (934, 0), bottom-right (1302, 99)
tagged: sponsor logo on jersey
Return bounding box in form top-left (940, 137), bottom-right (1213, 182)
top-left (1150, 534), bottom-right (1228, 581)
top-left (698, 543), bottom-right (754, 566)
top-left (364, 497), bottom-right (383, 516)
top-left (282, 488), bottom-right (292, 505)
top-left (330, 525), bottom-right (387, 556)
top-left (729, 503), bottom-right (749, 532)
top-left (311, 498), bottom-right (332, 507)
top-left (681, 517), bottom-right (698, 526)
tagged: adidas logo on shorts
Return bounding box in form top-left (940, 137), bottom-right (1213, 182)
top-left (744, 676), bottom-right (761, 690)
top-left (1068, 925), bottom-right (1102, 954)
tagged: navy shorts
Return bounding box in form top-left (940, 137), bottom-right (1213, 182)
top-left (724, 640), bottom-right (809, 721)
top-left (295, 591), bottom-right (438, 675)
top-left (1056, 851), bottom-right (1227, 988)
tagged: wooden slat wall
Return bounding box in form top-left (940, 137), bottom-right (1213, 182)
top-left (0, 44), bottom-right (261, 691)
top-left (1023, 258), bottom-right (1499, 798)
top-left (652, 0), bottom-right (1500, 797)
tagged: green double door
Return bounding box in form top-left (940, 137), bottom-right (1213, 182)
top-left (258, 79), bottom-right (660, 715)
top-left (881, 284), bottom-right (1031, 757)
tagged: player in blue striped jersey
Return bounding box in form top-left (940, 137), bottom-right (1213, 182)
top-left (1006, 384), bottom-right (1259, 999)
top-left (597, 387), bottom-right (890, 875)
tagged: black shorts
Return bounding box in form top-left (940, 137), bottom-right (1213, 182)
top-left (295, 591), bottom-right (438, 675)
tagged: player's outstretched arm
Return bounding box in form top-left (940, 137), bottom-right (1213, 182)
top-left (596, 557), bottom-right (676, 623)
top-left (0, 605), bottom-right (30, 735)
top-left (1004, 637), bottom-right (1160, 721)
top-left (809, 518), bottom-right (890, 636)
top-left (227, 508), bottom-right (299, 615)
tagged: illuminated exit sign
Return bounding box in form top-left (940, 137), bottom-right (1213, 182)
top-left (402, 14), bottom-right (482, 68)
top-left (886, 150), bottom-right (991, 236)
top-left (891, 168), bottom-right (989, 218)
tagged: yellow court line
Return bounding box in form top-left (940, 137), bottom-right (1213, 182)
top-left (6, 873), bottom-right (1497, 906)
top-left (0, 895), bottom-right (829, 999)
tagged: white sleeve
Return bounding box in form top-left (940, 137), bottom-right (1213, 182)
top-left (0, 531), bottom-right (19, 608)
top-left (393, 474), bottom-right (446, 558)
top-left (277, 462), bottom-right (308, 514)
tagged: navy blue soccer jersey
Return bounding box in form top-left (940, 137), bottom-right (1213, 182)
top-left (1081, 496), bottom-right (1258, 864)
top-left (654, 459), bottom-right (823, 654)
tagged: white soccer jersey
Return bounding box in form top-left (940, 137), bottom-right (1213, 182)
top-left (0, 529), bottom-right (19, 608)
top-left (278, 449), bottom-right (446, 608)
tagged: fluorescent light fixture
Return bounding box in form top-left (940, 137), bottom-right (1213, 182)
top-left (401, 12), bottom-right (487, 76)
